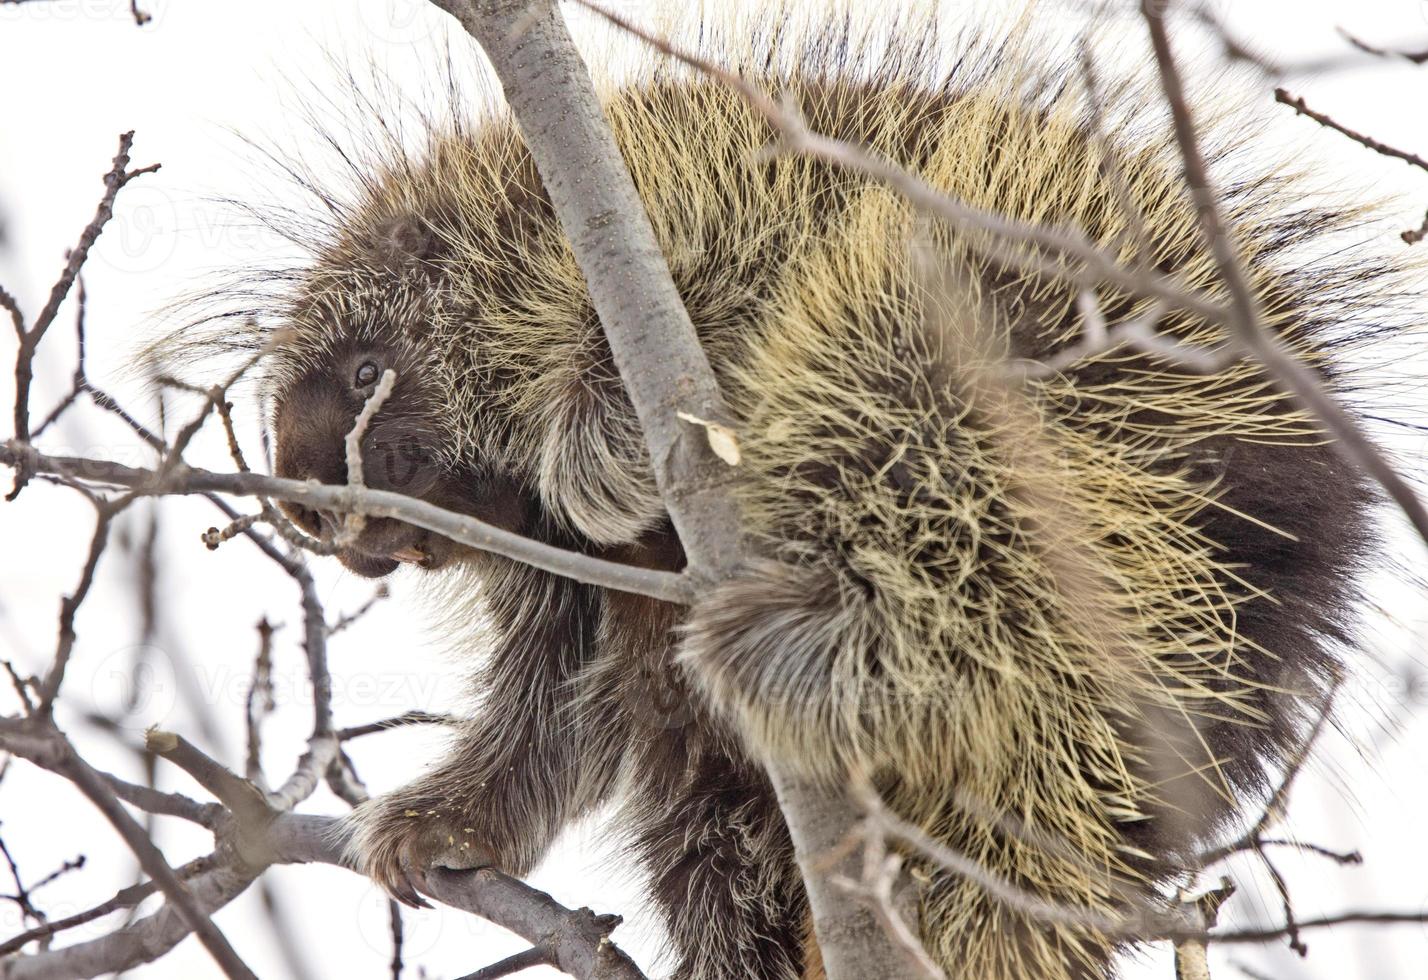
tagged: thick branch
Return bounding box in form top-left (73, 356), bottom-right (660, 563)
top-left (423, 3), bottom-right (911, 977)
top-left (264, 816), bottom-right (648, 980)
top-left (0, 726), bottom-right (255, 980)
top-left (0, 758), bottom-right (647, 980)
top-left (427, 0), bottom-right (744, 582)
top-left (0, 864), bottom-right (257, 980)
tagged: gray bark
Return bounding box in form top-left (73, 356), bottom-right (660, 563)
top-left (0, 814), bottom-right (644, 980)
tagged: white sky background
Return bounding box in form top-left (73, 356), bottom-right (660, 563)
top-left (2, 1), bottom-right (1428, 978)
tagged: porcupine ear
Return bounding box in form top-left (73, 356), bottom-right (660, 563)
top-left (368, 211), bottom-right (443, 273)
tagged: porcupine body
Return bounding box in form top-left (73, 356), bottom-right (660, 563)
top-left (207, 11), bottom-right (1400, 979)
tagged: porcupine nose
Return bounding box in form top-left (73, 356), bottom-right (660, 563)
top-left (275, 437), bottom-right (348, 534)
top-left (272, 385), bottom-right (353, 537)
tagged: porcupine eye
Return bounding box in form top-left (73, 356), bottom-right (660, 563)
top-left (353, 361), bottom-right (380, 388)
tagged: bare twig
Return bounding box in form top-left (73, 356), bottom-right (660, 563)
top-left (1259, 852), bottom-right (1305, 956)
top-left (1254, 839), bottom-right (1361, 866)
top-left (1140, 4), bottom-right (1428, 551)
top-left (101, 771), bottom-right (222, 827)
top-left (1402, 210), bottom-right (1428, 246)
top-left (1011, 294), bottom-right (1229, 379)
top-left (1274, 86), bottom-right (1428, 245)
top-left (1196, 684), bottom-right (1341, 869)
top-left (0, 442), bottom-right (695, 604)
top-left (0, 833), bottom-right (83, 935)
top-left (388, 901), bottom-right (405, 980)
top-left (337, 710), bottom-right (457, 741)
top-left (1207, 910), bottom-right (1428, 944)
top-left (2, 661), bottom-right (35, 715)
top-left (829, 785), bottom-right (943, 979)
top-left (7, 132), bottom-right (159, 500)
top-left (1075, 39), bottom-right (1152, 264)
top-left (856, 777), bottom-right (1158, 940)
top-left (327, 584), bottom-right (389, 636)
top-left (1275, 88), bottom-right (1428, 174)
top-left (244, 618), bottom-right (278, 788)
top-left (337, 367), bottom-right (397, 546)
top-left (1337, 28), bottom-right (1428, 66)
top-left (35, 498), bottom-right (128, 715)
top-left (31, 273), bottom-right (88, 440)
top-left (457, 946), bottom-right (553, 980)
top-left (1074, 1), bottom-right (1422, 77)
top-left (0, 856), bottom-right (216, 957)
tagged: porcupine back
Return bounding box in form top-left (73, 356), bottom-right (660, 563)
top-left (183, 9), bottom-right (1408, 977)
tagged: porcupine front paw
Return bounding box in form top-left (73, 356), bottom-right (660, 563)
top-left (344, 791), bottom-right (495, 908)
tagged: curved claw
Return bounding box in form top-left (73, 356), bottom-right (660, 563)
top-left (391, 868), bottom-right (432, 910)
top-left (345, 798), bottom-right (495, 910)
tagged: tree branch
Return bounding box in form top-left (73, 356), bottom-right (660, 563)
top-left (423, 2), bottom-right (915, 976)
top-left (7, 132), bottom-right (159, 500)
top-left (0, 725), bottom-right (257, 980)
top-left (1141, 2), bottom-right (1428, 550)
top-left (1275, 87), bottom-right (1428, 173)
top-left (0, 443), bottom-right (693, 605)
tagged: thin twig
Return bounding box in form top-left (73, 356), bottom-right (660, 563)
top-left (828, 791), bottom-right (944, 979)
top-left (0, 442), bottom-right (695, 604)
top-left (1402, 210), bottom-right (1428, 246)
top-left (0, 856), bottom-right (216, 957)
top-left (337, 710), bottom-right (457, 741)
top-left (388, 900), bottom-right (405, 980)
top-left (338, 367), bottom-right (397, 546)
top-left (104, 775), bottom-right (223, 828)
top-left (7, 132), bottom-right (159, 499)
top-left (1140, 4), bottom-right (1428, 551)
top-left (1196, 684), bottom-right (1340, 868)
top-left (31, 273), bottom-right (88, 440)
top-left (1275, 88), bottom-right (1428, 173)
top-left (1337, 28), bottom-right (1428, 66)
top-left (456, 946), bottom-right (553, 980)
top-left (571, 0), bottom-right (1233, 328)
top-left (327, 584), bottom-right (390, 636)
top-left (245, 618), bottom-right (278, 788)
top-left (35, 498), bottom-right (128, 714)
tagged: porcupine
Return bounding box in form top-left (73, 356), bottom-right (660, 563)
top-left (170, 9), bottom-right (1407, 979)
